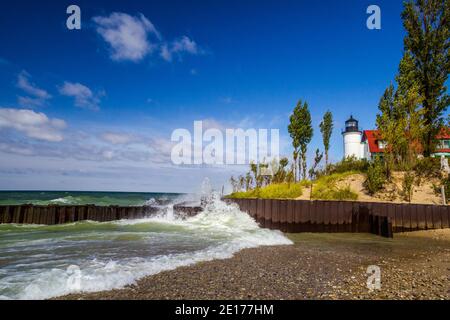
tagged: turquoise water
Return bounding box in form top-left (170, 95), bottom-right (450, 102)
top-left (0, 193), bottom-right (292, 300)
top-left (0, 191), bottom-right (182, 206)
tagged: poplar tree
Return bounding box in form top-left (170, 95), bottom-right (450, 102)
top-left (288, 100), bottom-right (313, 181)
top-left (288, 102), bottom-right (301, 181)
top-left (401, 0), bottom-right (449, 156)
top-left (319, 111), bottom-right (333, 167)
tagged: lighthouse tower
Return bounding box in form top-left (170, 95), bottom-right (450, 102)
top-left (342, 115), bottom-right (363, 159)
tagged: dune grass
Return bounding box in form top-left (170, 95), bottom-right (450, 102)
top-left (227, 182), bottom-right (307, 199)
top-left (311, 171), bottom-right (359, 200)
top-left (227, 172), bottom-right (359, 201)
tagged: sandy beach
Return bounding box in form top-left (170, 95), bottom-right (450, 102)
top-left (59, 229), bottom-right (450, 300)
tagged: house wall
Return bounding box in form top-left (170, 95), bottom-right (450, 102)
top-left (361, 142), bottom-right (368, 160)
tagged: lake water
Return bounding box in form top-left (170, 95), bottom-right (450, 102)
top-left (0, 191), bottom-right (291, 299)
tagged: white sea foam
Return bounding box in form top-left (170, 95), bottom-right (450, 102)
top-left (48, 197), bottom-right (73, 204)
top-left (143, 198), bottom-right (157, 205)
top-left (0, 193), bottom-right (292, 300)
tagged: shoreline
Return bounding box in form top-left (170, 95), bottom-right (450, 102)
top-left (57, 229), bottom-right (450, 300)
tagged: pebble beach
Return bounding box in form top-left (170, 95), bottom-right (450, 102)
top-left (59, 229), bottom-right (450, 300)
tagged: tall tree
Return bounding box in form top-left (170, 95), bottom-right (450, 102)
top-left (245, 172), bottom-right (253, 191)
top-left (319, 111), bottom-right (333, 167)
top-left (308, 149), bottom-right (323, 200)
top-left (288, 102), bottom-right (301, 181)
top-left (229, 176), bottom-right (238, 193)
top-left (238, 175), bottom-right (245, 191)
top-left (376, 84), bottom-right (402, 173)
top-left (288, 100), bottom-right (313, 180)
top-left (401, 0), bottom-right (449, 156)
top-left (395, 53), bottom-right (425, 164)
top-left (376, 54), bottom-right (425, 171)
top-left (299, 102), bottom-right (313, 180)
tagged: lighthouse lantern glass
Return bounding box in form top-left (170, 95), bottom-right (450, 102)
top-left (344, 116), bottom-right (360, 133)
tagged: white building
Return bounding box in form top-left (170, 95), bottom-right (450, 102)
top-left (342, 115), bottom-right (365, 160)
top-left (342, 116), bottom-right (385, 160)
top-left (342, 115), bottom-right (450, 160)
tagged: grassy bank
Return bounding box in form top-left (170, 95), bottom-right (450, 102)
top-left (227, 172), bottom-right (359, 201)
top-left (227, 182), bottom-right (308, 199)
top-left (311, 171), bottom-right (359, 200)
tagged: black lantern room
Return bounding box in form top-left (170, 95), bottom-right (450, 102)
top-left (344, 115), bottom-right (360, 133)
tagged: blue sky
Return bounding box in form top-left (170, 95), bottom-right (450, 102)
top-left (0, 0), bottom-right (409, 192)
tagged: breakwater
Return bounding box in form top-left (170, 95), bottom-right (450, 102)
top-left (2, 199), bottom-right (449, 238)
top-left (0, 203), bottom-right (202, 225)
top-left (225, 198), bottom-right (450, 237)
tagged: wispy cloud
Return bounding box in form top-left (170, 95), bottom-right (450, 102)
top-left (0, 108), bottom-right (66, 142)
top-left (160, 36), bottom-right (202, 62)
top-left (17, 71), bottom-right (51, 99)
top-left (16, 71), bottom-right (51, 107)
top-left (92, 12), bottom-right (161, 62)
top-left (17, 96), bottom-right (47, 108)
top-left (93, 12), bottom-right (204, 64)
top-left (59, 82), bottom-right (103, 111)
top-left (0, 142), bottom-right (34, 156)
top-left (100, 132), bottom-right (135, 145)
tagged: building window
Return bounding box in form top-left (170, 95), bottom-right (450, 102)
top-left (437, 140), bottom-right (450, 149)
top-left (377, 140), bottom-right (386, 149)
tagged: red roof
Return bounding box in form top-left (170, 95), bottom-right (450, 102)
top-left (362, 130), bottom-right (383, 153)
top-left (363, 128), bottom-right (450, 154)
top-left (436, 127), bottom-right (450, 139)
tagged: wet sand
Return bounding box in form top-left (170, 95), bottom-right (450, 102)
top-left (58, 229), bottom-right (450, 300)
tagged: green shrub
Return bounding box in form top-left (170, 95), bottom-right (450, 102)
top-left (364, 157), bottom-right (386, 195)
top-left (331, 186), bottom-right (359, 200)
top-left (227, 182), bottom-right (303, 199)
top-left (401, 171), bottom-right (415, 202)
top-left (311, 185), bottom-right (358, 201)
top-left (319, 156), bottom-right (369, 176)
top-left (413, 157), bottom-right (441, 178)
top-left (434, 176), bottom-right (450, 203)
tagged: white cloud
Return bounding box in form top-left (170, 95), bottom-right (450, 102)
top-left (59, 82), bottom-right (102, 111)
top-left (0, 143), bottom-right (34, 156)
top-left (0, 108), bottom-right (66, 142)
top-left (16, 71), bottom-right (51, 107)
top-left (92, 12), bottom-right (204, 64)
top-left (160, 36), bottom-right (201, 62)
top-left (147, 137), bottom-right (174, 161)
top-left (172, 36), bottom-right (199, 54)
top-left (101, 132), bottom-right (134, 145)
top-left (102, 150), bottom-right (115, 160)
top-left (17, 71), bottom-right (51, 99)
top-left (93, 12), bottom-right (161, 62)
top-left (201, 118), bottom-right (228, 131)
top-left (160, 44), bottom-right (171, 61)
top-left (18, 96), bottom-right (46, 108)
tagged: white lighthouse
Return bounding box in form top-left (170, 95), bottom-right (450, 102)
top-left (342, 115), bottom-right (363, 159)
